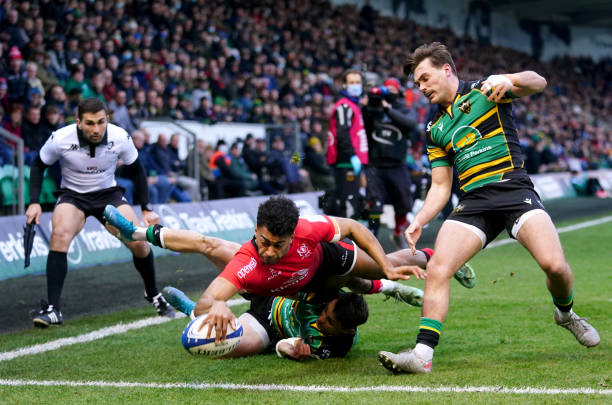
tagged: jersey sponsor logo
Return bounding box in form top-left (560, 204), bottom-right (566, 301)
top-left (270, 268), bottom-right (310, 293)
top-left (452, 203), bottom-right (465, 214)
top-left (451, 125), bottom-right (483, 153)
top-left (523, 198), bottom-right (532, 205)
top-left (237, 257), bottom-right (257, 279)
top-left (267, 267), bottom-right (281, 281)
top-left (296, 243), bottom-right (311, 259)
top-left (458, 100), bottom-right (472, 114)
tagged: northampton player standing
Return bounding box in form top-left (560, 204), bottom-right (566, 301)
top-left (378, 42), bottom-right (600, 374)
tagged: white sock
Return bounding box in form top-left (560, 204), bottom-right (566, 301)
top-left (414, 343), bottom-right (434, 362)
top-left (380, 279), bottom-right (396, 292)
top-left (132, 226), bottom-right (147, 241)
top-left (556, 307), bottom-right (574, 322)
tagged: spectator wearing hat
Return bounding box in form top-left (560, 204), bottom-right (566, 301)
top-left (6, 46), bottom-right (28, 104)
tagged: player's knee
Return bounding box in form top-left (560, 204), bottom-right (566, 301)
top-left (126, 240), bottom-right (151, 256)
top-left (541, 257), bottom-right (569, 278)
top-left (425, 260), bottom-right (455, 282)
top-left (50, 227), bottom-right (75, 247)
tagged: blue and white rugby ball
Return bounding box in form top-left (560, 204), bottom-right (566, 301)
top-left (181, 314), bottom-right (243, 356)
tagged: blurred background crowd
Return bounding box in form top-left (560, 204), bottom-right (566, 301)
top-left (0, 0), bottom-right (610, 205)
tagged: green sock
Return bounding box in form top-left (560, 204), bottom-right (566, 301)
top-left (552, 289), bottom-right (573, 312)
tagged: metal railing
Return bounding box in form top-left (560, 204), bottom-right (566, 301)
top-left (0, 127), bottom-right (25, 215)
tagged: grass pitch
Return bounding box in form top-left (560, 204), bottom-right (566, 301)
top-left (0, 214), bottom-right (610, 404)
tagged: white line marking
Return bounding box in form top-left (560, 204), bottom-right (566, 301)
top-left (0, 298), bottom-right (246, 362)
top-left (2, 215), bottom-right (611, 364)
top-left (0, 379), bottom-right (610, 395)
top-left (487, 215), bottom-right (612, 248)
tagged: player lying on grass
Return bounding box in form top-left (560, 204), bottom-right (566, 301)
top-left (104, 196), bottom-right (476, 343)
top-left (164, 286), bottom-right (369, 360)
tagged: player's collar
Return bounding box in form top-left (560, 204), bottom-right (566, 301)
top-left (77, 127), bottom-right (108, 147)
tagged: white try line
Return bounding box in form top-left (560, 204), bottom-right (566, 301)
top-left (0, 379), bottom-right (610, 396)
top-left (0, 298), bottom-right (246, 363)
top-left (487, 215), bottom-right (612, 248)
top-left (2, 215), bottom-right (610, 364)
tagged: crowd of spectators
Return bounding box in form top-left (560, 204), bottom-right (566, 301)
top-left (0, 0), bottom-right (610, 204)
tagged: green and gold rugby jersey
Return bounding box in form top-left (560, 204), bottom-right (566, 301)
top-left (270, 296), bottom-right (356, 359)
top-left (426, 79), bottom-right (529, 192)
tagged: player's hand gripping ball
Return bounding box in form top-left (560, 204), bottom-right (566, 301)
top-left (181, 314), bottom-right (243, 356)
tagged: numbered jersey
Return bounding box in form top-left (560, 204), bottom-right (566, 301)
top-left (220, 215), bottom-right (341, 296)
top-left (426, 79), bottom-right (529, 192)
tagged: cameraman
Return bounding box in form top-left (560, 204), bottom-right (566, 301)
top-left (363, 78), bottom-right (417, 248)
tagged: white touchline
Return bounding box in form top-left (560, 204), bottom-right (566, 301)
top-left (0, 379), bottom-right (610, 395)
top-left (0, 297), bottom-right (246, 363)
top-left (487, 215), bottom-right (612, 248)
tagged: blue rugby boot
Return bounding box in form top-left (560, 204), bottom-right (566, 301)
top-left (162, 286), bottom-right (196, 317)
top-left (104, 205), bottom-right (137, 241)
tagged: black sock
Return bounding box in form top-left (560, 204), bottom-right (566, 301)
top-left (46, 251), bottom-right (68, 309)
top-left (133, 250), bottom-right (158, 298)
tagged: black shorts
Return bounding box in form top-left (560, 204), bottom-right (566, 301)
top-left (447, 177), bottom-right (547, 246)
top-left (242, 293), bottom-right (282, 348)
top-left (54, 186), bottom-right (129, 223)
top-left (366, 166), bottom-right (412, 214)
top-left (298, 239), bottom-right (357, 303)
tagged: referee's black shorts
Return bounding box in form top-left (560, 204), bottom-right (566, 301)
top-left (54, 186), bottom-right (129, 223)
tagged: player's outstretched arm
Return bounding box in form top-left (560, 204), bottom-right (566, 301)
top-left (331, 216), bottom-right (422, 280)
top-left (195, 277), bottom-right (239, 343)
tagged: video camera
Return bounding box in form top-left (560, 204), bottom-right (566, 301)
top-left (368, 82), bottom-right (402, 107)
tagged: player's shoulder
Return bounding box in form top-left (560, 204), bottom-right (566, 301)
top-left (48, 123), bottom-right (77, 143)
top-left (295, 215), bottom-right (333, 237)
top-left (106, 123), bottom-right (130, 142)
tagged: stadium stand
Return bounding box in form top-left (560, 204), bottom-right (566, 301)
top-left (0, 0), bottom-right (609, 208)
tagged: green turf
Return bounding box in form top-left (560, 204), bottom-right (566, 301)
top-left (0, 214), bottom-right (610, 404)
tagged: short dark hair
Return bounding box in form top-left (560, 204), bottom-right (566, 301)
top-left (341, 69), bottom-right (363, 85)
top-left (334, 293), bottom-right (369, 330)
top-left (403, 42), bottom-right (457, 77)
top-left (77, 97), bottom-right (107, 119)
top-left (256, 196), bottom-right (299, 237)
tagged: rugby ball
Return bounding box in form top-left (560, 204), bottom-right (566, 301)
top-left (181, 314), bottom-right (243, 356)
